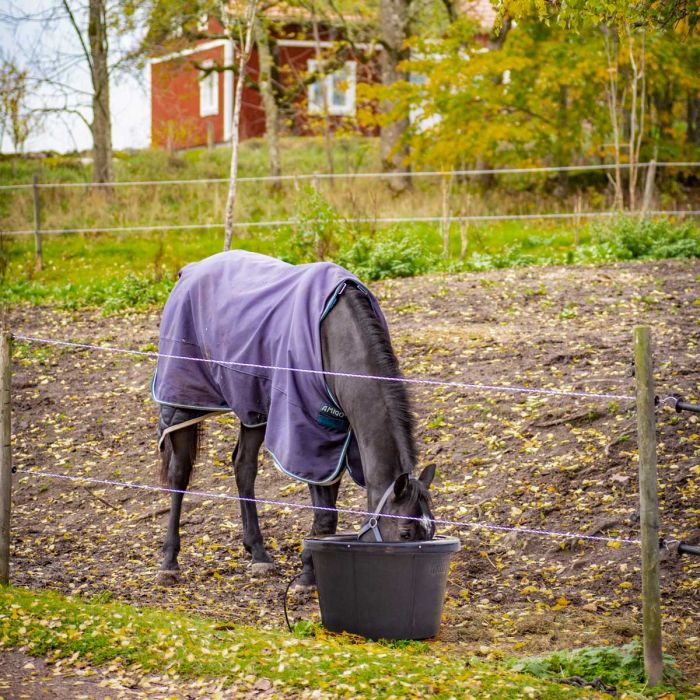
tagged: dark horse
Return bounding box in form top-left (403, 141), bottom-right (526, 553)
top-left (154, 251), bottom-right (435, 586)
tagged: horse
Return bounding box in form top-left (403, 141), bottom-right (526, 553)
top-left (153, 250), bottom-right (436, 587)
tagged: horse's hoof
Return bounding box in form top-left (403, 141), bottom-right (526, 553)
top-left (251, 561), bottom-right (275, 576)
top-left (156, 569), bottom-right (180, 586)
top-left (290, 582), bottom-right (316, 594)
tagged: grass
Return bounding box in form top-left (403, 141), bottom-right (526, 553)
top-left (1, 585), bottom-right (692, 698)
top-left (1, 138), bottom-right (698, 310)
top-left (508, 642), bottom-right (682, 689)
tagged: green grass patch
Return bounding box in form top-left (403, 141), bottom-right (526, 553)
top-left (0, 585), bottom-right (666, 698)
top-left (508, 642), bottom-right (683, 694)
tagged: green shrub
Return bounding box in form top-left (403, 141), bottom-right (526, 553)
top-left (338, 228), bottom-right (434, 280)
top-left (282, 186), bottom-right (348, 263)
top-left (0, 274), bottom-right (173, 312)
top-left (509, 641), bottom-right (680, 687)
top-left (97, 274), bottom-right (173, 312)
top-left (592, 216), bottom-right (700, 260)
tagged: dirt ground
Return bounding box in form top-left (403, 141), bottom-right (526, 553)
top-left (5, 259), bottom-right (700, 688)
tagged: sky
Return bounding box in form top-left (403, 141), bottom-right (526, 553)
top-left (0, 1), bottom-right (150, 154)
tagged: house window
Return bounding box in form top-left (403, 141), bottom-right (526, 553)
top-left (409, 71), bottom-right (441, 132)
top-left (308, 60), bottom-right (356, 116)
top-left (199, 61), bottom-right (219, 117)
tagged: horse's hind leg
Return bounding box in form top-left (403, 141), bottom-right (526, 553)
top-left (297, 481), bottom-right (341, 588)
top-left (158, 425), bottom-right (197, 584)
top-left (233, 424), bottom-right (274, 575)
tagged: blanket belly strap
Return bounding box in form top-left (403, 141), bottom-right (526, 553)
top-left (158, 412), bottom-right (225, 450)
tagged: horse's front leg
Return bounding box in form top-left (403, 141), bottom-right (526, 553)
top-left (158, 426), bottom-right (197, 584)
top-left (234, 424), bottom-right (274, 575)
top-left (297, 481), bottom-right (341, 588)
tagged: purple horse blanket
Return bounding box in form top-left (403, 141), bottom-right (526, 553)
top-left (152, 250), bottom-right (386, 485)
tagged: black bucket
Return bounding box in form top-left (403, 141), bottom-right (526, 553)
top-left (303, 535), bottom-right (460, 640)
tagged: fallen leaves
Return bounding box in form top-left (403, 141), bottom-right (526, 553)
top-left (4, 259), bottom-right (700, 692)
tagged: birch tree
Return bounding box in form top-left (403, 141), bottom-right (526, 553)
top-left (223, 0), bottom-right (258, 251)
top-left (253, 13), bottom-right (281, 179)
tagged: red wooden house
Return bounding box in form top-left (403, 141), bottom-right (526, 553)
top-left (150, 12), bottom-right (378, 151)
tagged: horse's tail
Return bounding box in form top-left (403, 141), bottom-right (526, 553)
top-left (159, 434), bottom-right (174, 486)
top-left (158, 422), bottom-right (203, 487)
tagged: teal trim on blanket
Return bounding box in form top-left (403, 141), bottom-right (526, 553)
top-left (266, 430), bottom-right (353, 486)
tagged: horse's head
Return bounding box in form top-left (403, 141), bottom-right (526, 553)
top-left (359, 464), bottom-right (436, 542)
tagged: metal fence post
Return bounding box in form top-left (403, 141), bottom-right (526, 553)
top-left (634, 325), bottom-right (663, 686)
top-left (0, 332), bottom-right (12, 585)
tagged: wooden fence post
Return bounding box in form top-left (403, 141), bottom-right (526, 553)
top-left (634, 325), bottom-right (663, 687)
top-left (0, 332), bottom-right (12, 585)
top-left (207, 122), bottom-right (215, 152)
top-left (32, 174), bottom-right (42, 272)
top-left (640, 159), bottom-right (657, 218)
top-left (573, 191), bottom-right (582, 247)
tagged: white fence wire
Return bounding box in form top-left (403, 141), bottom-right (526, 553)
top-left (1, 160), bottom-right (698, 191)
top-left (11, 467), bottom-right (642, 547)
top-left (3, 210), bottom-right (700, 237)
top-left (13, 333), bottom-right (637, 403)
top-left (8, 331), bottom-right (649, 548)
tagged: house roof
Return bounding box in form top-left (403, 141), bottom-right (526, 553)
top-left (224, 0), bottom-right (375, 25)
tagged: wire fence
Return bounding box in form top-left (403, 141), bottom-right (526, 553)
top-left (11, 467), bottom-right (642, 547)
top-left (1, 160), bottom-right (699, 191)
top-left (4, 320), bottom-right (693, 681)
top-left (4, 210), bottom-right (700, 238)
top-left (4, 330), bottom-right (662, 551)
top-left (12, 333), bottom-right (638, 403)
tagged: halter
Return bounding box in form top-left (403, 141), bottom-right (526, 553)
top-left (357, 475), bottom-right (428, 542)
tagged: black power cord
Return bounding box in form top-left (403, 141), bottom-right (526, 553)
top-left (283, 573), bottom-right (306, 632)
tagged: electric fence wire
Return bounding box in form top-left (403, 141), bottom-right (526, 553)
top-left (0, 160), bottom-right (698, 191)
top-left (2, 210), bottom-right (700, 237)
top-left (11, 468), bottom-right (642, 547)
top-left (11, 333), bottom-right (637, 403)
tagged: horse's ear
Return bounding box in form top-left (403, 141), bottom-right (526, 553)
top-left (418, 463), bottom-right (436, 488)
top-left (394, 472), bottom-right (410, 499)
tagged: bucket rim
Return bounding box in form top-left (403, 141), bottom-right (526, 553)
top-left (303, 534), bottom-right (461, 552)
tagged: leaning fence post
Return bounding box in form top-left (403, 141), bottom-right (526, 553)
top-left (0, 332), bottom-right (12, 585)
top-left (640, 159), bottom-right (657, 218)
top-left (634, 325), bottom-right (663, 687)
top-left (32, 174), bottom-right (42, 272)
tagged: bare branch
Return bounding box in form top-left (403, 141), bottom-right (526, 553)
top-left (61, 0), bottom-right (95, 90)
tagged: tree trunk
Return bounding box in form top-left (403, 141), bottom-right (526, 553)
top-left (379, 0), bottom-right (411, 190)
top-left (654, 82), bottom-right (675, 142)
top-left (311, 11), bottom-right (334, 175)
top-left (223, 0), bottom-right (257, 251)
top-left (627, 26), bottom-right (646, 212)
top-left (88, 0), bottom-right (113, 185)
top-left (555, 83), bottom-right (569, 194)
top-left (254, 16), bottom-right (281, 180)
top-left (603, 26), bottom-right (624, 209)
top-left (688, 91), bottom-right (700, 147)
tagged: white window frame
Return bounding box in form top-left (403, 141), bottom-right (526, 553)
top-left (307, 60), bottom-right (356, 117)
top-left (409, 60), bottom-right (442, 133)
top-left (199, 60), bottom-right (219, 117)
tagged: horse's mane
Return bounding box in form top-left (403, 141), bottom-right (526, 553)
top-left (345, 285), bottom-right (417, 473)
